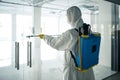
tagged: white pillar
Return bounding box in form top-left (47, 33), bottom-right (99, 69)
top-left (33, 6), bottom-right (41, 80)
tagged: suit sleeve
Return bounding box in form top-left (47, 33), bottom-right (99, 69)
top-left (43, 31), bottom-right (72, 51)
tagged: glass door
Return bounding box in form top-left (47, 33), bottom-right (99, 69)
top-left (0, 13), bottom-right (34, 80)
top-left (16, 14), bottom-right (40, 80)
top-left (0, 4), bottom-right (41, 80)
top-left (0, 13), bottom-right (17, 80)
top-left (15, 8), bottom-right (41, 79)
top-left (16, 14), bottom-right (33, 67)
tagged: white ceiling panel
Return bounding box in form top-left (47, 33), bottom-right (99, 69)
top-left (0, 0), bottom-right (101, 12)
top-left (42, 0), bottom-right (99, 14)
top-left (42, 0), bottom-right (85, 10)
top-left (0, 0), bottom-right (101, 7)
top-left (0, 0), bottom-right (52, 6)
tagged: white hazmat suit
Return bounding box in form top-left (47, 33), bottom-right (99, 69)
top-left (42, 6), bottom-right (95, 80)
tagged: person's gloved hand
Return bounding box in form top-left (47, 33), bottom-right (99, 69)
top-left (39, 34), bottom-right (45, 39)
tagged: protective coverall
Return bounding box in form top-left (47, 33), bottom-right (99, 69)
top-left (41, 6), bottom-right (95, 80)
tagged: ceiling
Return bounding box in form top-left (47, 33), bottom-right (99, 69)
top-left (0, 0), bottom-right (53, 6)
top-left (1, 0), bottom-right (119, 17)
top-left (0, 0), bottom-right (100, 14)
top-left (0, 0), bottom-right (99, 7)
top-left (0, 0), bottom-right (119, 10)
top-left (0, 0), bottom-right (119, 17)
top-left (41, 0), bottom-right (100, 15)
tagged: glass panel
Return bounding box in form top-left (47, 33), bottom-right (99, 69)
top-left (16, 15), bottom-right (33, 64)
top-left (41, 16), bottom-right (59, 61)
top-left (40, 7), bottom-right (92, 80)
top-left (41, 10), bottom-right (63, 80)
top-left (0, 13), bottom-right (12, 67)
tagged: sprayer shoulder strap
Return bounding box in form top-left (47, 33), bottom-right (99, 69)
top-left (69, 28), bottom-right (80, 67)
top-left (75, 28), bottom-right (78, 32)
top-left (70, 51), bottom-right (78, 67)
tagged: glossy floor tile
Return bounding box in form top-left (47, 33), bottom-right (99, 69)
top-left (94, 65), bottom-right (116, 80)
top-left (40, 60), bottom-right (116, 80)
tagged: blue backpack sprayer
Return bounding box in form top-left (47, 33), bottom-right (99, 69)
top-left (70, 23), bottom-right (101, 72)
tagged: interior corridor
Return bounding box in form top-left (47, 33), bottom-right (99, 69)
top-left (0, 0), bottom-right (120, 80)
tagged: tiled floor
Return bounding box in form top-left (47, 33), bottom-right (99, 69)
top-left (40, 60), bottom-right (116, 80)
top-left (93, 65), bottom-right (116, 80)
top-left (102, 72), bottom-right (120, 80)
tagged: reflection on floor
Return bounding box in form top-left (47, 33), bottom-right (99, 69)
top-left (93, 65), bottom-right (116, 80)
top-left (40, 60), bottom-right (63, 80)
top-left (40, 60), bottom-right (116, 80)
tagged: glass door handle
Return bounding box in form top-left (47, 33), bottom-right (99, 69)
top-left (29, 42), bottom-right (32, 67)
top-left (26, 35), bottom-right (39, 38)
top-left (27, 42), bottom-right (29, 66)
top-left (27, 41), bottom-right (32, 68)
top-left (15, 42), bottom-right (19, 70)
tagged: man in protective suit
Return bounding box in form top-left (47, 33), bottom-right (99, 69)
top-left (39, 6), bottom-right (95, 80)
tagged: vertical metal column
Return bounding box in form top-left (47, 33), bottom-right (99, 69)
top-left (29, 42), bottom-right (32, 68)
top-left (111, 4), bottom-right (119, 71)
top-left (15, 42), bottom-right (19, 70)
top-left (27, 41), bottom-right (32, 68)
